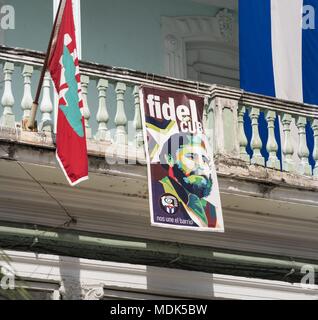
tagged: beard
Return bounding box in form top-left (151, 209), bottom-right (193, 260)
top-left (173, 165), bottom-right (213, 198)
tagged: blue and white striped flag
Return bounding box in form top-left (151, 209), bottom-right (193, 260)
top-left (239, 0), bottom-right (316, 171)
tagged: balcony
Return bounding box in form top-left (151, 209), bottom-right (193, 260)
top-left (0, 45), bottom-right (318, 290)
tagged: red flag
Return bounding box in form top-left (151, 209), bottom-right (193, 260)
top-left (48, 0), bottom-right (88, 186)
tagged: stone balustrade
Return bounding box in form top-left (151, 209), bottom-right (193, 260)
top-left (0, 45), bottom-right (317, 177)
top-left (211, 86), bottom-right (318, 177)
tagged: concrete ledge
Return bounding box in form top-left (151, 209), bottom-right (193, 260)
top-left (1, 128), bottom-right (317, 191)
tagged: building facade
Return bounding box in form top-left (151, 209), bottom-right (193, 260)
top-left (0, 0), bottom-right (318, 300)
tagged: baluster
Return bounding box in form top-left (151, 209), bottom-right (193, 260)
top-left (133, 86), bottom-right (143, 147)
top-left (249, 107), bottom-right (264, 166)
top-left (95, 79), bottom-right (110, 142)
top-left (296, 116), bottom-right (311, 175)
top-left (311, 119), bottom-right (318, 177)
top-left (81, 75), bottom-right (91, 139)
top-left (281, 114), bottom-right (295, 172)
top-left (21, 65), bottom-right (33, 125)
top-left (115, 82), bottom-right (127, 145)
top-left (238, 105), bottom-right (249, 162)
top-left (265, 110), bottom-right (280, 169)
top-left (1, 62), bottom-right (15, 128)
top-left (39, 72), bottom-right (53, 132)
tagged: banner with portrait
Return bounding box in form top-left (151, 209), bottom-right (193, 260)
top-left (140, 86), bottom-right (224, 232)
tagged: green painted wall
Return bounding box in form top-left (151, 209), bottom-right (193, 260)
top-left (5, 0), bottom-right (219, 75)
top-left (81, 0), bottom-right (219, 74)
top-left (5, 0), bottom-right (53, 51)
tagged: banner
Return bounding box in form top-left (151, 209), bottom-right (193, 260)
top-left (49, 0), bottom-right (88, 186)
top-left (140, 87), bottom-right (224, 232)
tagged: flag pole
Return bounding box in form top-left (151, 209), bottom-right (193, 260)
top-left (26, 0), bottom-right (65, 130)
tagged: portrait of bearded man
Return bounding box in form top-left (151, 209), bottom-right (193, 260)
top-left (153, 133), bottom-right (217, 228)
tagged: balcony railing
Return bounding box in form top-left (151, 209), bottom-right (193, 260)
top-left (0, 45), bottom-right (317, 177)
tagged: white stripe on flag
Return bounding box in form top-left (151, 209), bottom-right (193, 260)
top-left (271, 0), bottom-right (303, 170)
top-left (271, 0), bottom-right (304, 103)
